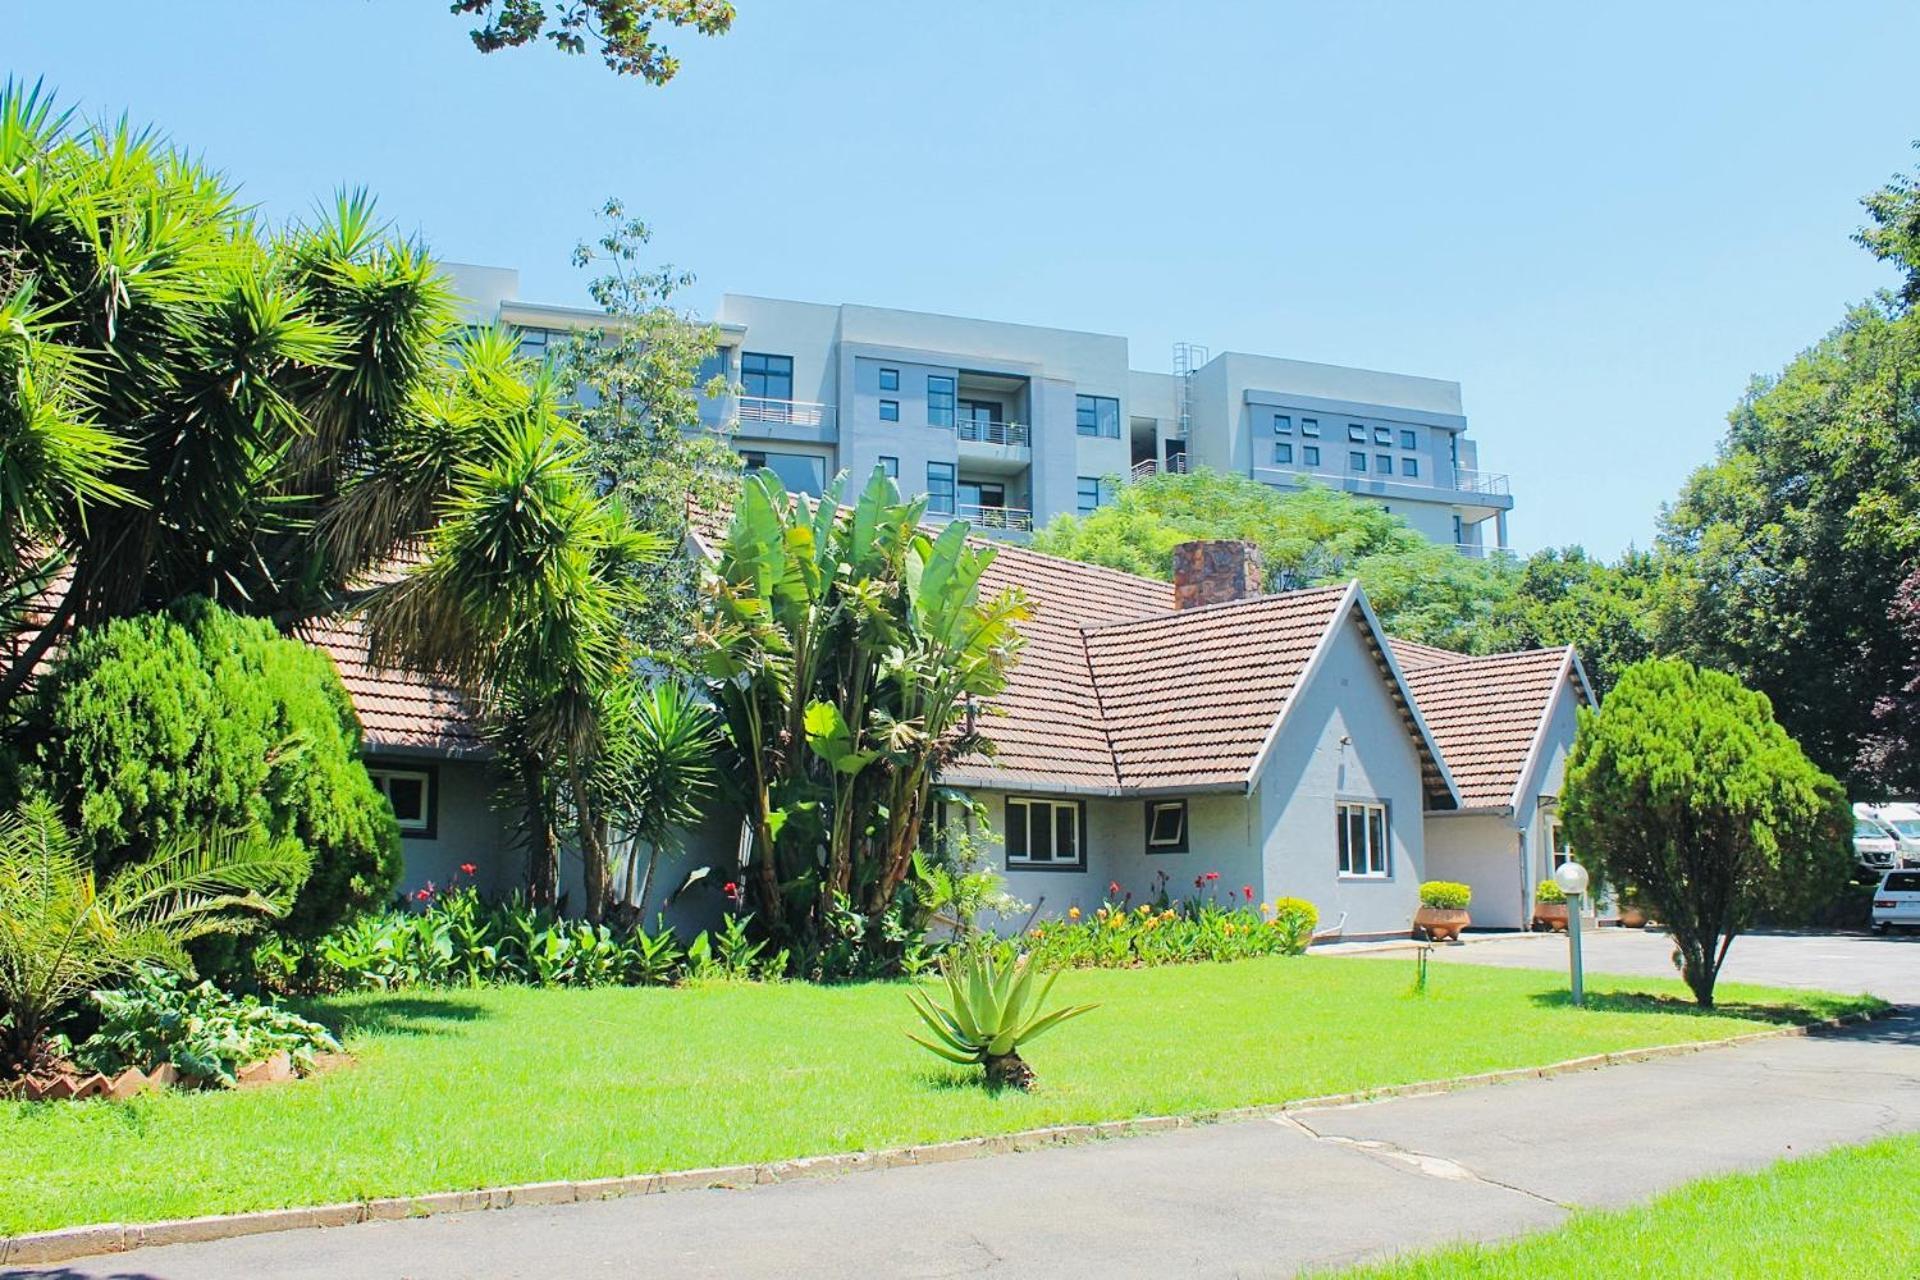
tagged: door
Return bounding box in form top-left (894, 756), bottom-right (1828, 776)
top-left (1163, 435), bottom-right (1188, 473)
top-left (958, 400), bottom-right (1002, 443)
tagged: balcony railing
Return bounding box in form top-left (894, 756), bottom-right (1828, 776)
top-left (1451, 468), bottom-right (1509, 496)
top-left (1128, 454), bottom-right (1189, 483)
top-left (956, 419), bottom-right (1031, 447)
top-left (736, 396), bottom-right (835, 428)
top-left (957, 503), bottom-right (1034, 532)
top-left (1453, 543), bottom-right (1518, 560)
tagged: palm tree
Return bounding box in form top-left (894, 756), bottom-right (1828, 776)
top-left (596, 678), bottom-right (719, 915)
top-left (0, 797), bottom-right (307, 1078)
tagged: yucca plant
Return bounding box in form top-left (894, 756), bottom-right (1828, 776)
top-left (906, 948), bottom-right (1096, 1090)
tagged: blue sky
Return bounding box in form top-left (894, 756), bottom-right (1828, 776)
top-left (11, 2), bottom-right (1919, 556)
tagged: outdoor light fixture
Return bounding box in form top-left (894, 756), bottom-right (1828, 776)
top-left (1554, 860), bottom-right (1590, 1006)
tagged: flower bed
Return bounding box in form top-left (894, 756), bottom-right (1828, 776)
top-left (1023, 877), bottom-right (1317, 969)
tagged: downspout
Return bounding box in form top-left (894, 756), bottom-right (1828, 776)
top-left (1516, 828), bottom-right (1530, 932)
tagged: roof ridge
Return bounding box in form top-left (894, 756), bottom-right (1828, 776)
top-left (1079, 582), bottom-right (1351, 635)
top-left (976, 539), bottom-right (1175, 597)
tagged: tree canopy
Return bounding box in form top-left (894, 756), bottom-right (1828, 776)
top-left (451, 1), bottom-right (734, 81)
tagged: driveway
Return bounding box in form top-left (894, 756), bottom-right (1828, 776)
top-left (11, 1014), bottom-right (1917, 1280)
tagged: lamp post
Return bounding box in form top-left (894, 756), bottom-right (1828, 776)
top-left (1554, 860), bottom-right (1591, 1007)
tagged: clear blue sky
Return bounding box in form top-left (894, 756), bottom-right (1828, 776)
top-left (12, 2), bottom-right (1919, 556)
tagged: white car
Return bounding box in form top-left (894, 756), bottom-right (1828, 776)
top-left (1865, 801), bottom-right (1920, 867)
top-left (1871, 869), bottom-right (1920, 932)
top-left (1851, 809), bottom-right (1900, 874)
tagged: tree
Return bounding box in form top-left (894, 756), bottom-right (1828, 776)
top-left (595, 679), bottom-right (718, 913)
top-left (1857, 140), bottom-right (1920, 308)
top-left (1857, 563), bottom-right (1920, 792)
top-left (0, 796), bottom-right (306, 1077)
top-left (451, 1), bottom-right (734, 82)
top-left (697, 469), bottom-right (1028, 969)
top-left (1475, 546), bottom-right (1669, 696)
top-left (1560, 658), bottom-right (1850, 1008)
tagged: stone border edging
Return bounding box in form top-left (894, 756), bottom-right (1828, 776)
top-left (0, 1007), bottom-right (1891, 1267)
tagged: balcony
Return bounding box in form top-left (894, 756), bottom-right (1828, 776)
top-left (1452, 542), bottom-right (1518, 561)
top-left (1128, 454), bottom-right (1189, 483)
top-left (1450, 468), bottom-right (1509, 497)
top-left (958, 503), bottom-right (1033, 532)
top-left (738, 396), bottom-right (835, 428)
top-left (956, 418), bottom-right (1031, 447)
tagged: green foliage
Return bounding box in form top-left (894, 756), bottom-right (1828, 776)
top-left (1857, 140), bottom-right (1920, 308)
top-left (0, 797), bottom-right (304, 1077)
top-left (596, 679), bottom-right (719, 911)
top-left (1021, 887), bottom-right (1317, 969)
top-left (906, 949), bottom-right (1096, 1088)
top-left (26, 601), bottom-right (401, 941)
top-left (1419, 881), bottom-right (1472, 910)
top-left (68, 965), bottom-right (339, 1088)
top-left (451, 1), bottom-right (734, 82)
top-left (1475, 547), bottom-right (1670, 696)
top-left (1561, 658), bottom-right (1851, 1007)
top-left (1534, 879), bottom-right (1566, 905)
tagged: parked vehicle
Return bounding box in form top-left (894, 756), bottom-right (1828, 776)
top-left (1851, 805), bottom-right (1901, 875)
top-left (1870, 869), bottom-right (1920, 933)
top-left (1864, 801), bottom-right (1920, 866)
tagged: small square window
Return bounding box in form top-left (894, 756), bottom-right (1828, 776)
top-left (1349, 451), bottom-right (1367, 472)
top-left (879, 455), bottom-right (899, 479)
top-left (1303, 445), bottom-right (1320, 467)
top-left (369, 765), bottom-right (438, 839)
top-left (878, 367), bottom-right (899, 392)
top-left (1348, 424), bottom-right (1367, 443)
top-left (878, 399), bottom-right (899, 422)
top-left (1274, 414), bottom-right (1292, 434)
top-left (1373, 426), bottom-right (1392, 445)
top-left (1274, 442), bottom-right (1293, 464)
top-left (1377, 453), bottom-right (1393, 474)
top-left (1399, 429), bottom-right (1417, 450)
top-left (1401, 457), bottom-right (1419, 478)
top-left (1076, 476), bottom-right (1103, 516)
top-left (1146, 800), bottom-right (1188, 852)
top-left (1300, 418), bottom-right (1320, 437)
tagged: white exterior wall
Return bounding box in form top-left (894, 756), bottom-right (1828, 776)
top-left (377, 757), bottom-right (519, 902)
top-left (1425, 813), bottom-right (1527, 929)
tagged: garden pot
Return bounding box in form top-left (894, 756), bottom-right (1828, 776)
top-left (1533, 903), bottom-right (1569, 932)
top-left (1617, 905), bottom-right (1648, 928)
top-left (1414, 906), bottom-right (1471, 942)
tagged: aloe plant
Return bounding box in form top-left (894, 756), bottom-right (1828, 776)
top-left (906, 949), bottom-right (1096, 1090)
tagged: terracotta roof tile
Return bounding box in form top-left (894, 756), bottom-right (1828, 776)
top-left (1395, 645), bottom-right (1576, 809)
top-left (298, 613), bottom-right (486, 758)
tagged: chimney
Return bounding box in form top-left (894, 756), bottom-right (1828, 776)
top-left (1172, 540), bottom-right (1265, 609)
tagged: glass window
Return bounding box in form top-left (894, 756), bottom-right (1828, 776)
top-left (1373, 426), bottom-right (1392, 445)
top-left (741, 450), bottom-right (826, 497)
top-left (1399, 429), bottom-right (1417, 450)
top-left (1303, 445), bottom-right (1320, 467)
top-left (1551, 820), bottom-right (1573, 871)
top-left (1274, 414), bottom-right (1292, 434)
top-left (1401, 457), bottom-right (1419, 477)
top-left (878, 367), bottom-right (899, 392)
top-left (740, 352), bottom-right (793, 401)
top-left (1348, 423), bottom-right (1367, 443)
top-left (1007, 797), bottom-right (1083, 869)
top-left (926, 461), bottom-right (956, 514)
top-left (1337, 800), bottom-right (1390, 877)
top-left (1274, 442), bottom-right (1293, 465)
top-left (1349, 451), bottom-right (1367, 472)
top-left (1300, 418), bottom-right (1320, 437)
top-left (694, 348), bottom-right (730, 387)
top-left (878, 455), bottom-right (899, 479)
top-left (1146, 800), bottom-right (1188, 852)
top-left (1377, 453), bottom-right (1393, 474)
top-left (369, 767), bottom-right (437, 838)
top-left (879, 399), bottom-right (899, 422)
top-left (1076, 394), bottom-right (1121, 438)
top-left (1076, 476), bottom-right (1102, 516)
top-left (927, 375), bottom-right (956, 427)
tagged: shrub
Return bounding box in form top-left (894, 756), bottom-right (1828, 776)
top-left (1419, 881), bottom-right (1472, 910)
top-left (1023, 891), bottom-right (1317, 970)
top-left (66, 966), bottom-right (340, 1088)
top-left (26, 600), bottom-right (402, 942)
top-left (906, 949), bottom-right (1096, 1090)
top-left (1535, 878), bottom-right (1566, 904)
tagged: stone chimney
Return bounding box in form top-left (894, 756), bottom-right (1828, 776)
top-left (1171, 540), bottom-right (1265, 609)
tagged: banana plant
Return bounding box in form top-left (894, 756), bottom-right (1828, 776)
top-left (906, 949), bottom-right (1096, 1090)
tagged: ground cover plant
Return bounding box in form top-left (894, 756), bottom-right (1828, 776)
top-left (0, 957), bottom-right (1879, 1236)
top-left (63, 967), bottom-right (340, 1088)
top-left (1324, 1133), bottom-right (1920, 1279)
top-left (1022, 881), bottom-right (1317, 968)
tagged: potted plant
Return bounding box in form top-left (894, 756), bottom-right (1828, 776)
top-left (1616, 884), bottom-right (1649, 928)
top-left (1533, 878), bottom-right (1569, 932)
top-left (1414, 881), bottom-right (1472, 942)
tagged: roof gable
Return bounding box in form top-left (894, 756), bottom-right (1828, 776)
top-left (1392, 643), bottom-right (1581, 811)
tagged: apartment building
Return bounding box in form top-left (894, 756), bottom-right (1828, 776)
top-left (448, 265), bottom-right (1513, 552)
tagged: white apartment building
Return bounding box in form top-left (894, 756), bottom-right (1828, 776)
top-left (449, 265), bottom-right (1513, 552)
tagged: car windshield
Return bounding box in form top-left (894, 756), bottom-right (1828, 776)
top-left (1885, 872), bottom-right (1920, 892)
top-left (1893, 820), bottom-right (1920, 839)
top-left (1855, 819), bottom-right (1889, 839)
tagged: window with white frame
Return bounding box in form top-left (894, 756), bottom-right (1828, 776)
top-left (1006, 796), bottom-right (1084, 869)
top-left (369, 765), bottom-right (437, 838)
top-left (1550, 819), bottom-right (1572, 870)
top-left (1336, 800), bottom-right (1389, 877)
top-left (1146, 799), bottom-right (1188, 853)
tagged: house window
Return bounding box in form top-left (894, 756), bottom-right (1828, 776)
top-left (1401, 457), bottom-right (1419, 478)
top-left (1376, 453), bottom-right (1393, 474)
top-left (1373, 426), bottom-right (1392, 446)
top-left (369, 765), bottom-right (438, 839)
top-left (1274, 442), bottom-right (1293, 465)
top-left (878, 367), bottom-right (899, 392)
top-left (740, 352), bottom-right (793, 401)
top-left (927, 375), bottom-right (956, 427)
top-left (1146, 799), bottom-right (1188, 853)
top-left (1550, 819), bottom-right (1573, 871)
top-left (1348, 423), bottom-right (1366, 443)
top-left (1303, 445), bottom-right (1321, 467)
top-left (1400, 429), bottom-right (1418, 450)
top-left (740, 450), bottom-right (826, 496)
top-left (878, 455), bottom-right (899, 479)
top-left (1006, 796), bottom-right (1084, 870)
top-left (1349, 451), bottom-right (1367, 471)
top-left (1337, 800), bottom-right (1390, 878)
top-left (1076, 476), bottom-right (1103, 516)
top-left (1300, 418), bottom-right (1321, 437)
top-left (879, 399), bottom-right (899, 422)
top-left (1274, 414), bottom-right (1292, 434)
top-left (926, 461), bottom-right (956, 514)
top-left (1076, 394), bottom-right (1121, 438)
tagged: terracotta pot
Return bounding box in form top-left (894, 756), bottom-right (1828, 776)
top-left (1617, 905), bottom-right (1648, 928)
top-left (1414, 906), bottom-right (1471, 942)
top-left (1533, 902), bottom-right (1569, 932)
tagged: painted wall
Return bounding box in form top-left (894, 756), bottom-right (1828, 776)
top-left (372, 756), bottom-right (518, 902)
top-left (1425, 813), bottom-right (1527, 929)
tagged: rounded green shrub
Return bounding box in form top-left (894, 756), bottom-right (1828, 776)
top-left (26, 599), bottom-right (401, 939)
top-left (1534, 878), bottom-right (1566, 904)
top-left (1418, 880), bottom-right (1471, 910)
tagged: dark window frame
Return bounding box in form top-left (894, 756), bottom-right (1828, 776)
top-left (1300, 418), bottom-right (1321, 437)
top-left (1399, 428), bottom-right (1418, 450)
top-left (878, 455), bottom-right (899, 479)
top-left (926, 461), bottom-right (956, 514)
top-left (1274, 441), bottom-right (1293, 465)
top-left (1348, 423), bottom-right (1367, 443)
top-left (878, 366), bottom-right (899, 392)
top-left (878, 399), bottom-right (900, 422)
top-left (1005, 796), bottom-right (1088, 871)
top-left (1303, 444), bottom-right (1321, 467)
top-left (1401, 456), bottom-right (1419, 478)
top-left (740, 352), bottom-right (794, 401)
top-left (1075, 394), bottom-right (1121, 439)
top-left (1076, 476), bottom-right (1102, 516)
top-left (1349, 451), bottom-right (1367, 472)
top-left (927, 375), bottom-right (956, 427)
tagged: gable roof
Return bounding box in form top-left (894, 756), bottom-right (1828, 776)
top-left (300, 613), bottom-right (487, 759)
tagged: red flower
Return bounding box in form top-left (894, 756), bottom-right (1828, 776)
top-left (459, 863), bottom-right (477, 876)
top-left (1193, 875), bottom-right (1204, 890)
top-left (1108, 881), bottom-right (1121, 896)
top-left (412, 887), bottom-right (432, 903)
top-left (1205, 871), bottom-right (1221, 882)
top-left (723, 880), bottom-right (738, 895)
top-left (1243, 884), bottom-right (1254, 901)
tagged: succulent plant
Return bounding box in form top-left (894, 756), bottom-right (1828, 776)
top-left (906, 948), bottom-right (1095, 1090)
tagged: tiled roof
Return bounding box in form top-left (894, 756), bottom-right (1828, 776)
top-left (298, 612), bottom-right (486, 759)
top-left (1392, 643), bottom-right (1580, 809)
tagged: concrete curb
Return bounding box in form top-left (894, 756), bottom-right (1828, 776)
top-left (0, 1007), bottom-right (1891, 1267)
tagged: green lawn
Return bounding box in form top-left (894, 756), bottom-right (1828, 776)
top-left (1327, 1133), bottom-right (1920, 1278)
top-left (0, 956), bottom-right (1880, 1236)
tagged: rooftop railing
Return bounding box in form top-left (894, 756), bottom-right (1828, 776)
top-left (1450, 468), bottom-right (1510, 496)
top-left (956, 419), bottom-right (1031, 447)
top-left (736, 396), bottom-right (836, 428)
top-left (957, 503), bottom-right (1034, 531)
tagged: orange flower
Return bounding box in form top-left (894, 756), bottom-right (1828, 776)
top-left (1068, 906), bottom-right (1081, 920)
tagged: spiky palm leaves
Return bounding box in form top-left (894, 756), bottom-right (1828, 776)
top-left (906, 949), bottom-right (1096, 1090)
top-left (0, 797), bottom-right (307, 1077)
top-left (596, 679), bottom-right (718, 913)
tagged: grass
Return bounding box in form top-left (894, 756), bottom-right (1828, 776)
top-left (0, 956), bottom-right (1882, 1236)
top-left (1325, 1133), bottom-right (1920, 1278)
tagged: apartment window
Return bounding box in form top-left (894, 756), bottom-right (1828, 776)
top-left (1337, 800), bottom-right (1390, 878)
top-left (1076, 476), bottom-right (1103, 516)
top-left (1452, 514), bottom-right (1464, 544)
top-left (1076, 394), bottom-right (1121, 438)
top-left (1400, 429), bottom-right (1418, 450)
top-left (1349, 451), bottom-right (1367, 472)
top-left (369, 765), bottom-right (438, 839)
top-left (1348, 423), bottom-right (1367, 443)
top-left (1401, 457), bottom-right (1419, 478)
top-left (878, 455), bottom-right (899, 479)
top-left (1376, 453), bottom-right (1393, 475)
top-left (740, 352), bottom-right (793, 402)
top-left (958, 479), bottom-right (1005, 511)
top-left (1373, 426), bottom-right (1392, 446)
top-left (926, 461), bottom-right (956, 514)
top-left (1274, 414), bottom-right (1292, 434)
top-left (1303, 445), bottom-right (1321, 467)
top-left (1146, 800), bottom-right (1188, 853)
top-left (1300, 418), bottom-right (1321, 437)
top-left (927, 375), bottom-right (956, 427)
top-left (740, 450), bottom-right (827, 497)
top-left (878, 367), bottom-right (899, 392)
top-left (1274, 442), bottom-right (1293, 465)
top-left (878, 399), bottom-right (899, 422)
top-left (1006, 796), bottom-right (1084, 870)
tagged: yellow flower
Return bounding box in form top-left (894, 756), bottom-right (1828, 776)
top-left (1068, 906), bottom-right (1081, 920)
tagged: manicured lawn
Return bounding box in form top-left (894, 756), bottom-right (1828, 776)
top-left (0, 957), bottom-right (1880, 1236)
top-left (1326, 1133), bottom-right (1920, 1278)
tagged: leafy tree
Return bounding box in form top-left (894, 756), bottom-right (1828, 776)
top-left (24, 601), bottom-right (401, 941)
top-left (697, 469), bottom-right (1028, 968)
top-left (1560, 658), bottom-right (1850, 1008)
top-left (0, 796), bottom-right (306, 1077)
top-left (595, 679), bottom-right (718, 913)
top-left (1857, 563), bottom-right (1920, 791)
top-left (1857, 140), bottom-right (1920, 308)
top-left (451, 1), bottom-right (734, 81)
top-left (1476, 546), bottom-right (1669, 695)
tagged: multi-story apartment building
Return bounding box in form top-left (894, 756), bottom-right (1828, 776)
top-left (449, 264), bottom-right (1513, 553)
